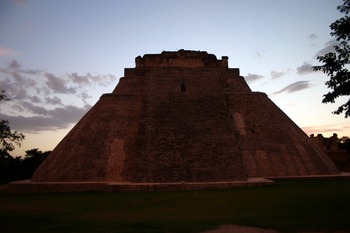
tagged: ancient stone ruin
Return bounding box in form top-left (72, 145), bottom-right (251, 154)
top-left (8, 50), bottom-right (341, 193)
top-left (310, 133), bottom-right (349, 171)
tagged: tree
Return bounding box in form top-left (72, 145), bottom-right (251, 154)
top-left (338, 136), bottom-right (350, 144)
top-left (0, 149), bottom-right (22, 182)
top-left (21, 149), bottom-right (51, 180)
top-left (0, 90), bottom-right (25, 151)
top-left (0, 148), bottom-right (50, 183)
top-left (312, 0), bottom-right (350, 117)
top-left (338, 136), bottom-right (350, 153)
top-left (24, 148), bottom-right (50, 161)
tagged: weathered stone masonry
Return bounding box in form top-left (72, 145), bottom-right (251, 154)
top-left (20, 50), bottom-right (340, 192)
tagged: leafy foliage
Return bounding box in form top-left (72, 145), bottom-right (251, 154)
top-left (0, 120), bottom-right (25, 151)
top-left (0, 90), bottom-right (25, 151)
top-left (0, 90), bottom-right (9, 101)
top-left (312, 0), bottom-right (350, 117)
top-left (0, 90), bottom-right (48, 183)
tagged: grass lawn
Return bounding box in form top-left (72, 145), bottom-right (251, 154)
top-left (0, 179), bottom-right (349, 233)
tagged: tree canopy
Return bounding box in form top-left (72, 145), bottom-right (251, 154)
top-left (312, 0), bottom-right (350, 117)
top-left (0, 90), bottom-right (25, 151)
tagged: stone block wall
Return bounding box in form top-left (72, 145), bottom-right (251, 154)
top-left (131, 67), bottom-right (247, 182)
top-left (309, 133), bottom-right (350, 171)
top-left (225, 92), bottom-right (339, 177)
top-left (32, 94), bottom-right (143, 182)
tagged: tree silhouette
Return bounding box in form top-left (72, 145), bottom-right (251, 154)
top-left (0, 90), bottom-right (25, 151)
top-left (312, 0), bottom-right (350, 117)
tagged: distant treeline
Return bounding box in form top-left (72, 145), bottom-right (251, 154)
top-left (0, 149), bottom-right (50, 184)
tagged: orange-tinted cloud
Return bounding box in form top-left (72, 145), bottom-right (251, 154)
top-left (13, 0), bottom-right (28, 8)
top-left (0, 46), bottom-right (19, 57)
top-left (302, 123), bottom-right (350, 136)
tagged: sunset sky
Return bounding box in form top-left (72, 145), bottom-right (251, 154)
top-left (0, 0), bottom-right (349, 156)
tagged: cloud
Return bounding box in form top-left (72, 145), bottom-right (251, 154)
top-left (308, 34), bottom-right (317, 40)
top-left (296, 62), bottom-right (314, 75)
top-left (12, 0), bottom-right (28, 8)
top-left (314, 40), bottom-right (338, 58)
top-left (272, 81), bottom-right (312, 95)
top-left (8, 60), bottom-right (20, 70)
top-left (45, 96), bottom-right (62, 105)
top-left (0, 60), bottom-right (117, 132)
top-left (253, 50), bottom-right (265, 59)
top-left (0, 46), bottom-right (19, 57)
top-left (270, 70), bottom-right (286, 80)
top-left (97, 74), bottom-right (117, 87)
top-left (0, 104), bottom-right (92, 133)
top-left (18, 101), bottom-right (49, 116)
top-left (30, 96), bottom-right (42, 103)
top-left (67, 72), bottom-right (117, 87)
top-left (0, 60), bottom-right (117, 99)
top-left (0, 61), bottom-right (40, 100)
top-left (79, 92), bottom-right (92, 104)
top-left (13, 88), bottom-right (28, 100)
top-left (44, 72), bottom-right (77, 94)
top-left (244, 73), bottom-right (265, 83)
top-left (81, 92), bottom-right (92, 100)
top-left (302, 123), bottom-right (350, 136)
top-left (3, 60), bottom-right (41, 75)
top-left (12, 104), bottom-right (24, 112)
top-left (69, 72), bottom-right (92, 87)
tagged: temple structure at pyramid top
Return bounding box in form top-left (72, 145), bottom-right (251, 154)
top-left (8, 50), bottom-right (341, 194)
top-left (135, 49), bottom-right (228, 68)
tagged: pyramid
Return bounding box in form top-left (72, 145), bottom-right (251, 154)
top-left (12, 50), bottom-right (340, 193)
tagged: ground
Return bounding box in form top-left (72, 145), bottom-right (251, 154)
top-left (202, 225), bottom-right (350, 233)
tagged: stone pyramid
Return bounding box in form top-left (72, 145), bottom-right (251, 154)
top-left (31, 50), bottom-right (340, 184)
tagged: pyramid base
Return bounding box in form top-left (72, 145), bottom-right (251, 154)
top-left (266, 172), bottom-right (350, 181)
top-left (7, 173), bottom-right (350, 194)
top-left (8, 178), bottom-right (274, 194)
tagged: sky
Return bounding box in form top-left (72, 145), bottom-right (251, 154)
top-left (0, 0), bottom-right (349, 157)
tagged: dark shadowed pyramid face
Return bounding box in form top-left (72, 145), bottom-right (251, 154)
top-left (31, 50), bottom-right (340, 184)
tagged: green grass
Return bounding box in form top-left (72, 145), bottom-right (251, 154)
top-left (0, 180), bottom-right (350, 233)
